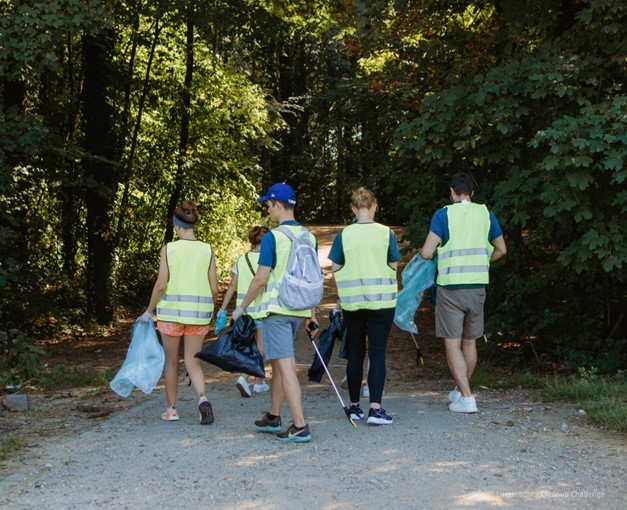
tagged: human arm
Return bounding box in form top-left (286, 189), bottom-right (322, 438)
top-left (232, 265), bottom-right (271, 321)
top-left (490, 235), bottom-right (507, 262)
top-left (220, 273), bottom-right (238, 311)
top-left (208, 252), bottom-right (219, 301)
top-left (143, 246), bottom-right (169, 318)
top-left (420, 231), bottom-right (441, 260)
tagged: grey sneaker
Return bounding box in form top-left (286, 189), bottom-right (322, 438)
top-left (449, 396), bottom-right (478, 413)
top-left (276, 423), bottom-right (312, 443)
top-left (254, 412), bottom-right (282, 433)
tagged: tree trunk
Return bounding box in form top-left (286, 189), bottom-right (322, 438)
top-left (81, 29), bottom-right (119, 324)
top-left (115, 18), bottom-right (162, 248)
top-left (164, 16), bottom-right (194, 244)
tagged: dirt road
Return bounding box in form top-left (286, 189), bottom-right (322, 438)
top-left (0, 225), bottom-right (625, 509)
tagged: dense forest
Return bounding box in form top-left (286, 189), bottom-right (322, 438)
top-left (1, 0), bottom-right (625, 382)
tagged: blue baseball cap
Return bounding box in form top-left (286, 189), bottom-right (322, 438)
top-left (257, 182), bottom-right (297, 205)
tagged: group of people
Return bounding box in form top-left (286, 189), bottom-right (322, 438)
top-left (140, 172), bottom-right (506, 443)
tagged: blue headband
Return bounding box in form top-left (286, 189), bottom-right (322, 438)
top-left (172, 215), bottom-right (195, 229)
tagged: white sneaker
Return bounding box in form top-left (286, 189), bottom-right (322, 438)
top-left (448, 396), bottom-right (478, 413)
top-left (236, 376), bottom-right (252, 398)
top-left (340, 374), bottom-right (348, 389)
top-left (362, 386), bottom-right (384, 398)
top-left (448, 387), bottom-right (462, 403)
top-left (253, 382), bottom-right (270, 394)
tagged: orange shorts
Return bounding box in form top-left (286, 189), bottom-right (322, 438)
top-left (157, 321), bottom-right (211, 337)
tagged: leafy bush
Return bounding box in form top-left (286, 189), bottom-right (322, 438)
top-left (0, 329), bottom-right (47, 385)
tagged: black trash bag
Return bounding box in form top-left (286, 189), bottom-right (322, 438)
top-left (195, 315), bottom-right (264, 378)
top-left (232, 314), bottom-right (256, 346)
top-left (308, 310), bottom-right (343, 382)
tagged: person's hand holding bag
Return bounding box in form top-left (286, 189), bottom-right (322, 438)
top-left (139, 310), bottom-right (153, 322)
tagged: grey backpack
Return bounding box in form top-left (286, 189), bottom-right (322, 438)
top-left (274, 226), bottom-right (324, 310)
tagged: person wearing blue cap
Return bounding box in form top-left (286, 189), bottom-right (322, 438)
top-left (232, 182), bottom-right (318, 443)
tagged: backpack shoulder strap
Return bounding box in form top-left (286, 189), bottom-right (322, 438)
top-left (275, 225), bottom-right (309, 240)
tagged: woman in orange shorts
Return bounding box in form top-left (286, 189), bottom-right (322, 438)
top-left (141, 200), bottom-right (218, 424)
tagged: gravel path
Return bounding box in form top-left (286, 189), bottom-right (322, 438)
top-left (0, 365), bottom-right (625, 509)
top-left (1, 225), bottom-right (625, 509)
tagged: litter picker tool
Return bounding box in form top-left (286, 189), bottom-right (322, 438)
top-left (410, 332), bottom-right (424, 366)
top-left (307, 322), bottom-right (356, 428)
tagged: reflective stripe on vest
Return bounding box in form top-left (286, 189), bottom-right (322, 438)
top-left (334, 222), bottom-right (397, 311)
top-left (256, 225), bottom-right (316, 318)
top-left (156, 240), bottom-right (214, 325)
top-left (235, 251), bottom-right (265, 320)
top-left (436, 203), bottom-right (493, 286)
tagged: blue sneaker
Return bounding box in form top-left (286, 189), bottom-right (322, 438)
top-left (254, 412), bottom-right (282, 433)
top-left (367, 407), bottom-right (393, 426)
top-left (348, 404), bottom-right (365, 421)
top-left (276, 423), bottom-right (312, 443)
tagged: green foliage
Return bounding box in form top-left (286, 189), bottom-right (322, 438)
top-left (0, 330), bottom-right (47, 386)
top-left (543, 369), bottom-right (627, 432)
top-left (0, 435), bottom-right (29, 462)
top-left (38, 363), bottom-right (110, 391)
top-left (387, 0), bottom-right (626, 372)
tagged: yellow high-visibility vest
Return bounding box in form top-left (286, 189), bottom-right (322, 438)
top-left (436, 202), bottom-right (493, 285)
top-left (156, 240), bottom-right (214, 324)
top-left (235, 251), bottom-right (265, 320)
top-left (334, 222), bottom-right (397, 311)
top-left (255, 225), bottom-right (316, 318)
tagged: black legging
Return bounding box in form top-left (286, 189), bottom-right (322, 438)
top-left (343, 307), bottom-right (395, 404)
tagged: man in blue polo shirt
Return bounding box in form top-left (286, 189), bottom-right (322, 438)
top-left (420, 172), bottom-right (506, 413)
top-left (233, 182), bottom-right (318, 442)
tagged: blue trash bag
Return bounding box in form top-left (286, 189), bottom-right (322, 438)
top-left (110, 319), bottom-right (165, 398)
top-left (393, 252), bottom-right (437, 334)
top-left (214, 309), bottom-right (227, 334)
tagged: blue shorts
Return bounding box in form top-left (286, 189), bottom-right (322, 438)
top-left (259, 315), bottom-right (303, 360)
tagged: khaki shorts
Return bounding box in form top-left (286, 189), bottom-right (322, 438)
top-left (435, 286), bottom-right (486, 340)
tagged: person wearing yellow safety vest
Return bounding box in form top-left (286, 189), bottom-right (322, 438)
top-left (420, 173), bottom-right (506, 413)
top-left (219, 226), bottom-right (270, 398)
top-left (232, 182), bottom-right (318, 443)
top-left (141, 200), bottom-right (218, 424)
top-left (329, 187), bottom-right (400, 426)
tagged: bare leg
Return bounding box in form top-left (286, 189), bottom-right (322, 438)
top-left (161, 333), bottom-right (182, 408)
top-left (444, 338), bottom-right (472, 397)
top-left (461, 338), bottom-right (477, 380)
top-left (182, 334), bottom-right (207, 401)
top-left (275, 357), bottom-right (305, 427)
top-left (268, 359), bottom-right (285, 417)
